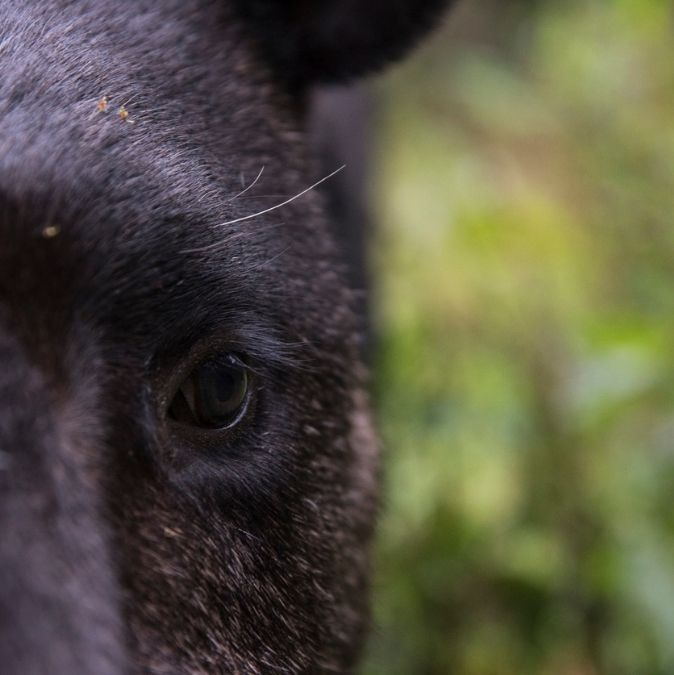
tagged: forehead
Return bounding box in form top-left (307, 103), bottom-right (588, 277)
top-left (0, 1), bottom-right (343, 355)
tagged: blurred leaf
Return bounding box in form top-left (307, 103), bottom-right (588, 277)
top-left (364, 1), bottom-right (674, 674)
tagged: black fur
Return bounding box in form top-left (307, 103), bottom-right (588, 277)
top-left (233, 0), bottom-right (453, 86)
top-left (0, 1), bottom-right (448, 672)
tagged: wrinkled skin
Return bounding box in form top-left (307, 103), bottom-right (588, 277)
top-left (0, 1), bottom-right (448, 673)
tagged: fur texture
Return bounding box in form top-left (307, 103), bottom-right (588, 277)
top-left (0, 1), bottom-right (449, 672)
top-left (233, 0), bottom-right (452, 85)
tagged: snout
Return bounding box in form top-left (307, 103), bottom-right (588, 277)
top-left (0, 328), bottom-right (125, 675)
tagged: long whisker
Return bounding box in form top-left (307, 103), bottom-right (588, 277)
top-left (182, 164), bottom-right (345, 254)
top-left (214, 164), bottom-right (344, 228)
top-left (179, 221), bottom-right (285, 255)
top-left (226, 166), bottom-right (265, 202)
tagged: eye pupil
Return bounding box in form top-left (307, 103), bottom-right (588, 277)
top-left (169, 353), bottom-right (250, 429)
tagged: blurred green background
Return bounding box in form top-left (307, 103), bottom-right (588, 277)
top-left (363, 1), bottom-right (674, 673)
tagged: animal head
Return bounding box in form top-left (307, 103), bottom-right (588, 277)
top-left (0, 1), bottom-right (450, 672)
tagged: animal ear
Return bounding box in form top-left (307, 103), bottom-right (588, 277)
top-left (234, 0), bottom-right (454, 85)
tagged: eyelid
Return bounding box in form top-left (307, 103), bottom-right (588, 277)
top-left (152, 325), bottom-right (301, 385)
top-left (154, 337), bottom-right (247, 415)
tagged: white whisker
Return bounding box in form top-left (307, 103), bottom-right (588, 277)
top-left (214, 164), bottom-right (344, 228)
top-left (227, 166), bottom-right (265, 202)
top-left (182, 164), bottom-right (345, 254)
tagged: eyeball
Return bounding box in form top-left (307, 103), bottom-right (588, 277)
top-left (169, 353), bottom-right (250, 429)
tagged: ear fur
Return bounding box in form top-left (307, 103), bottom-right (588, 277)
top-left (233, 0), bottom-right (454, 86)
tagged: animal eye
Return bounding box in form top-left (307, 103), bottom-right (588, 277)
top-left (168, 353), bottom-right (250, 429)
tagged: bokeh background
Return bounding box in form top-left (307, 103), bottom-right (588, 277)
top-left (362, 1), bottom-right (674, 673)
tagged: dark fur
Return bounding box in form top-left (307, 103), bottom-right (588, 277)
top-left (232, 0), bottom-right (451, 86)
top-left (0, 1), bottom-right (449, 672)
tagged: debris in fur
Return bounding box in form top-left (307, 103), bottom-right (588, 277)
top-left (118, 105), bottom-right (133, 123)
top-left (41, 224), bottom-right (60, 238)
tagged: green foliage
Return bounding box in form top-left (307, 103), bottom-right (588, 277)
top-left (364, 1), bottom-right (674, 673)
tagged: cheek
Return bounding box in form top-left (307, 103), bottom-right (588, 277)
top-left (349, 387), bottom-right (380, 507)
top-left (112, 478), bottom-right (238, 659)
